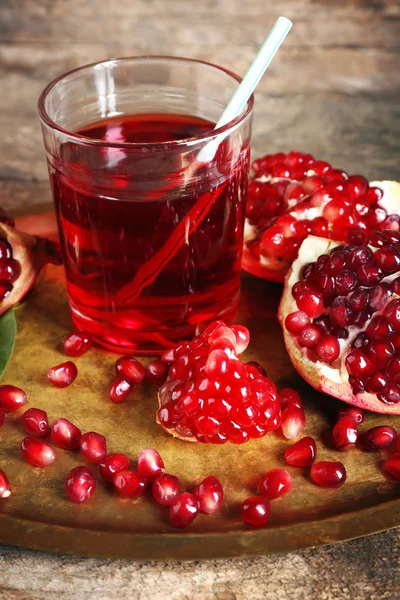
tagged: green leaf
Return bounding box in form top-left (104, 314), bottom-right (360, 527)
top-left (0, 310), bottom-right (16, 378)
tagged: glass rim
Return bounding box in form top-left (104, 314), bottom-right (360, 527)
top-left (37, 55), bottom-right (254, 149)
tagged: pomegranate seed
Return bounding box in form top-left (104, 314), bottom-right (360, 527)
top-left (285, 311), bottom-right (309, 334)
top-left (315, 335), bottom-right (340, 363)
top-left (115, 356), bottom-right (145, 383)
top-left (21, 437), bottom-right (56, 467)
top-left (258, 468), bottom-right (292, 500)
top-left (284, 436), bottom-right (317, 467)
top-left (366, 316), bottom-right (393, 340)
top-left (361, 426), bottom-right (396, 451)
top-left (357, 262), bottom-right (383, 287)
top-left (0, 469), bottom-right (11, 499)
top-left (279, 388), bottom-right (302, 410)
top-left (246, 361), bottom-right (268, 378)
top-left (99, 453), bottom-right (130, 482)
top-left (280, 407), bottom-right (306, 440)
top-left (0, 385), bottom-right (27, 412)
top-left (80, 432), bottom-right (107, 463)
top-left (113, 470), bottom-right (147, 498)
top-left (63, 331), bottom-right (92, 357)
top-left (384, 452), bottom-right (400, 480)
top-left (336, 406), bottom-right (364, 424)
top-left (298, 324), bottom-right (322, 348)
top-left (170, 492), bottom-right (199, 528)
top-left (137, 448), bottom-right (165, 481)
top-left (146, 360), bottom-right (169, 385)
top-left (21, 408), bottom-right (49, 437)
top-left (365, 341), bottom-right (395, 368)
top-left (65, 466), bottom-right (96, 503)
top-left (310, 461), bottom-right (346, 488)
top-left (241, 496), bottom-right (271, 526)
top-left (345, 350), bottom-right (373, 377)
top-left (108, 376), bottom-right (133, 403)
top-left (51, 418), bottom-right (81, 450)
top-left (195, 475), bottom-right (224, 514)
top-left (153, 473), bottom-right (180, 506)
top-left (0, 408), bottom-right (4, 428)
top-left (332, 416), bottom-right (358, 450)
top-left (231, 324), bottom-right (250, 354)
top-left (47, 361), bottom-right (77, 388)
top-left (296, 291), bottom-right (324, 318)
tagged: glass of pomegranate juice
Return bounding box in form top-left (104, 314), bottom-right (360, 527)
top-left (38, 57), bottom-right (253, 353)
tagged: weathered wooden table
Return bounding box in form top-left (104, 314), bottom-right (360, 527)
top-left (0, 1), bottom-right (399, 598)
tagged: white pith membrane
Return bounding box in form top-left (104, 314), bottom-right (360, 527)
top-left (279, 235), bottom-right (400, 414)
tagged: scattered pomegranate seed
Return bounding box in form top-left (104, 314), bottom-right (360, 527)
top-left (0, 408), bottom-right (5, 429)
top-left (241, 496), bottom-right (271, 526)
top-left (0, 469), bottom-right (11, 498)
top-left (113, 470), bottom-right (147, 498)
top-left (332, 416), bottom-right (358, 450)
top-left (80, 432), bottom-right (107, 463)
top-left (280, 407), bottom-right (306, 440)
top-left (284, 436), bottom-right (317, 467)
top-left (336, 406), bottom-right (364, 424)
top-left (51, 418), bottom-right (82, 450)
top-left (0, 385), bottom-right (27, 412)
top-left (146, 360), bottom-right (169, 385)
top-left (63, 331), bottom-right (92, 357)
top-left (170, 492), bottom-right (199, 528)
top-left (258, 468), bottom-right (292, 499)
top-left (279, 388), bottom-right (302, 410)
top-left (137, 448), bottom-right (165, 482)
top-left (21, 408), bottom-right (49, 437)
top-left (194, 476), bottom-right (224, 514)
top-left (361, 426), bottom-right (397, 451)
top-left (384, 452), bottom-right (400, 480)
top-left (47, 361), bottom-right (77, 388)
top-left (310, 461), bottom-right (346, 488)
top-left (65, 466), bottom-right (96, 502)
top-left (108, 376), bottom-right (133, 403)
top-left (115, 356), bottom-right (145, 383)
top-left (152, 473), bottom-right (180, 506)
top-left (99, 453), bottom-right (130, 482)
top-left (21, 437), bottom-right (56, 467)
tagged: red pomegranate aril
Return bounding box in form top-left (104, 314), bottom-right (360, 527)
top-left (63, 331), bottom-right (92, 357)
top-left (284, 436), bottom-right (317, 467)
top-left (387, 357), bottom-right (400, 381)
top-left (51, 418), bottom-right (81, 450)
top-left (336, 406), bottom-right (364, 424)
top-left (21, 408), bottom-right (49, 437)
top-left (170, 492), bottom-right (199, 528)
top-left (365, 370), bottom-right (390, 394)
top-left (357, 262), bottom-right (383, 287)
top-left (152, 473), bottom-right (180, 506)
top-left (21, 437), bottom-right (56, 467)
top-left (137, 448), bottom-right (165, 482)
top-left (258, 468), bottom-right (292, 500)
top-left (345, 350), bottom-right (373, 378)
top-left (279, 388), bottom-right (302, 410)
top-left (361, 426), bottom-right (396, 450)
top-left (47, 361), bottom-right (77, 388)
top-left (383, 299), bottom-right (400, 331)
top-left (195, 475), bottom-right (224, 514)
top-left (315, 335), bottom-right (340, 363)
top-left (365, 341), bottom-right (395, 368)
top-left (366, 316), bottom-right (393, 341)
top-left (280, 407), bottom-right (306, 440)
top-left (296, 291), bottom-right (324, 318)
top-left (0, 469), bottom-right (11, 499)
top-left (108, 376), bottom-right (133, 403)
top-left (80, 432), bottom-right (107, 463)
top-left (99, 453), bottom-right (130, 482)
top-left (347, 246), bottom-right (372, 270)
top-left (241, 496), bottom-right (271, 526)
top-left (392, 277), bottom-right (400, 295)
top-left (146, 360), bottom-right (169, 385)
top-left (65, 466), bottom-right (96, 503)
top-left (113, 470), bottom-right (147, 498)
top-left (310, 461), bottom-right (346, 488)
top-left (332, 416), bottom-right (358, 450)
top-left (384, 452), bottom-right (400, 480)
top-left (231, 324), bottom-right (250, 354)
top-left (115, 356), bottom-right (145, 383)
top-left (378, 383), bottom-right (400, 404)
top-left (246, 361), bottom-right (268, 378)
top-left (292, 280), bottom-right (312, 299)
top-left (0, 385), bottom-right (27, 412)
top-left (349, 288), bottom-right (370, 311)
top-left (374, 247), bottom-right (400, 274)
top-left (298, 324), bottom-right (322, 348)
top-left (285, 311), bottom-right (310, 334)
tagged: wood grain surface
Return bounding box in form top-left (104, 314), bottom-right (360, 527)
top-left (0, 0), bottom-right (399, 598)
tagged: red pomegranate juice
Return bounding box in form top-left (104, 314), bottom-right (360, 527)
top-left (51, 113), bottom-right (250, 353)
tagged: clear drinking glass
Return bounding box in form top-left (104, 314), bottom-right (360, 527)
top-left (38, 56), bottom-right (253, 354)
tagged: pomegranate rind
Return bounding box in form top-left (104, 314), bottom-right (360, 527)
top-left (278, 235), bottom-right (400, 415)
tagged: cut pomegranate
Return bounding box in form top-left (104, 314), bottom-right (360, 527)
top-left (108, 376), bottom-right (133, 403)
top-left (47, 361), bottom-right (77, 388)
top-left (336, 406), bottom-right (364, 424)
top-left (137, 448), bottom-right (165, 482)
top-left (279, 229), bottom-right (400, 415)
top-left (0, 469), bottom-right (11, 499)
top-left (21, 408), bottom-right (49, 437)
top-left (332, 416), bottom-right (358, 450)
top-left (146, 360), bottom-right (169, 385)
top-left (65, 466), bottom-right (96, 503)
top-left (157, 321), bottom-right (280, 443)
top-left (0, 385), bottom-right (27, 412)
top-left (280, 407), bottom-right (306, 440)
top-left (384, 452), bottom-right (400, 480)
top-left (113, 470), bottom-right (147, 498)
top-left (361, 425), bottom-right (396, 450)
top-left (99, 453), bottom-right (130, 482)
top-left (170, 492), bottom-right (199, 528)
top-left (243, 149), bottom-right (400, 282)
top-left (284, 436), bottom-right (317, 467)
top-left (258, 468), bottom-right (292, 499)
top-left (80, 432), bottom-right (107, 463)
top-left (63, 331), bottom-right (92, 357)
top-left (153, 473), bottom-right (180, 506)
top-left (310, 461), bottom-right (346, 488)
top-left (115, 356), bottom-right (145, 383)
top-left (241, 496), bottom-right (271, 526)
top-left (194, 475), bottom-right (224, 514)
top-left (21, 437), bottom-right (56, 467)
top-left (51, 418), bottom-right (82, 450)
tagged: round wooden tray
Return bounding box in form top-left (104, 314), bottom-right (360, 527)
top-left (0, 262), bottom-right (399, 560)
